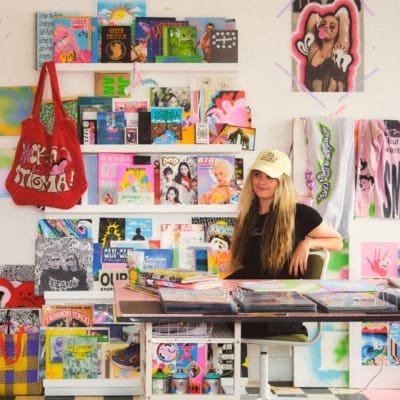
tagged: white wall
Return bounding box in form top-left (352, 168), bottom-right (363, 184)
top-left (0, 0), bottom-right (399, 267)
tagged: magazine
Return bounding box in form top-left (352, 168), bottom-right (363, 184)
top-left (232, 290), bottom-right (317, 312)
top-left (158, 287), bottom-right (237, 314)
top-left (305, 291), bottom-right (398, 313)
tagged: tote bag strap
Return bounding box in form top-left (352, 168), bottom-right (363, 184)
top-left (31, 61), bottom-right (66, 120)
top-left (0, 326), bottom-right (25, 366)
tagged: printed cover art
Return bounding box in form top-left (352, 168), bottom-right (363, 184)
top-left (160, 154), bottom-right (197, 205)
top-left (35, 238), bottom-right (94, 295)
top-left (42, 304), bottom-right (93, 327)
top-left (197, 155), bottom-right (236, 204)
top-left (162, 25), bottom-right (198, 57)
top-left (37, 219), bottom-right (93, 238)
top-left (116, 164), bottom-right (155, 205)
top-left (98, 153), bottom-right (134, 205)
top-left (63, 335), bottom-right (98, 378)
top-left (96, 111), bottom-right (125, 144)
top-left (0, 264), bottom-right (44, 308)
top-left (192, 89), bottom-right (250, 127)
top-left (53, 16), bottom-right (93, 62)
top-left (0, 308), bottom-right (41, 333)
top-left (160, 224), bottom-right (205, 269)
top-left (98, 217), bottom-right (126, 247)
top-left (150, 106), bottom-right (183, 144)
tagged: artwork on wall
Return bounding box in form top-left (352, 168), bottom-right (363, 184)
top-left (0, 86), bottom-right (35, 135)
top-left (291, 0), bottom-right (363, 92)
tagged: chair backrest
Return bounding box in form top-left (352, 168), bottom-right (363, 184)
top-left (303, 249), bottom-right (330, 280)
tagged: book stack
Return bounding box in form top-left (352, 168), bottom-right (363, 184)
top-left (139, 268), bottom-right (222, 290)
top-left (158, 287), bottom-right (237, 314)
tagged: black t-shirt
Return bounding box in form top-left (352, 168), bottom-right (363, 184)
top-left (227, 203), bottom-right (323, 338)
top-left (228, 203), bottom-right (323, 279)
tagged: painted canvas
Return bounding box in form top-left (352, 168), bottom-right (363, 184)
top-left (0, 86), bottom-right (35, 135)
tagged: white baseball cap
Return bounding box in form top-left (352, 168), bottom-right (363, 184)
top-left (250, 150), bottom-right (291, 178)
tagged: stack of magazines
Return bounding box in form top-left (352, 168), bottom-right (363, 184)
top-left (158, 287), bottom-right (238, 314)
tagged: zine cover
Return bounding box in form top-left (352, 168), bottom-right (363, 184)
top-left (98, 152), bottom-right (134, 205)
top-left (53, 16), bottom-right (93, 62)
top-left (63, 335), bottom-right (98, 379)
top-left (42, 304), bottom-right (93, 327)
top-left (150, 106), bottom-right (183, 144)
top-left (96, 111), bottom-right (125, 144)
top-left (116, 164), bottom-right (155, 205)
top-left (197, 155), bottom-right (236, 204)
top-left (125, 217), bottom-right (152, 240)
top-left (192, 89), bottom-right (249, 127)
top-left (150, 87), bottom-right (191, 112)
top-left (218, 124), bottom-right (256, 150)
top-left (98, 217), bottom-right (125, 248)
top-left (37, 219), bottom-right (93, 239)
top-left (160, 224), bottom-right (205, 269)
top-left (159, 154), bottom-right (197, 205)
top-left (35, 238), bottom-right (93, 295)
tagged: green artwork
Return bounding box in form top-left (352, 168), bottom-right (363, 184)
top-left (0, 86), bottom-right (35, 136)
top-left (40, 98), bottom-right (78, 132)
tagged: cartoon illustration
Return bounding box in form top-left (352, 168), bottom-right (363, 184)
top-left (292, 0), bottom-right (360, 92)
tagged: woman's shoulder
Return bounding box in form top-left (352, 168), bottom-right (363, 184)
top-left (296, 202), bottom-right (322, 217)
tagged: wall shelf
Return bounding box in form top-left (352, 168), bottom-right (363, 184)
top-left (43, 378), bottom-right (143, 396)
top-left (81, 143), bottom-right (242, 154)
top-left (44, 204), bottom-right (238, 215)
top-left (55, 62), bottom-right (239, 73)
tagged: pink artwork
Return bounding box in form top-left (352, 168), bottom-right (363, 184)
top-left (360, 242), bottom-right (399, 278)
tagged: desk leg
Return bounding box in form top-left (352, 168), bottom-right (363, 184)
top-left (145, 322), bottom-right (153, 399)
top-left (234, 321), bottom-right (242, 399)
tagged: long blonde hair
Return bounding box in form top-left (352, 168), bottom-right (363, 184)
top-left (230, 173), bottom-right (296, 274)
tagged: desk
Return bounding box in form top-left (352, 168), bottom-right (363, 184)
top-left (114, 281), bottom-right (400, 399)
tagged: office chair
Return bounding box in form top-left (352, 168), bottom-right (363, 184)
top-left (241, 249), bottom-right (330, 400)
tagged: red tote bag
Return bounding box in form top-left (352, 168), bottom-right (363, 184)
top-left (6, 61), bottom-right (87, 209)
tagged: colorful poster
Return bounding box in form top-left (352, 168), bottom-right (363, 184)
top-left (0, 86), bottom-right (35, 135)
top-left (291, 0), bottom-right (362, 92)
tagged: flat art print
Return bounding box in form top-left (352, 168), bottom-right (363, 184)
top-left (291, 0), bottom-right (363, 92)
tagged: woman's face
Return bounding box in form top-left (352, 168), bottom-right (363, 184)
top-left (167, 96), bottom-right (179, 107)
top-left (251, 170), bottom-right (279, 201)
top-left (214, 165), bottom-right (228, 184)
top-left (167, 188), bottom-right (177, 201)
top-left (179, 164), bottom-right (189, 175)
top-left (318, 15), bottom-right (339, 41)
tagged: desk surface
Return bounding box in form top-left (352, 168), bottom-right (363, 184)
top-left (114, 281), bottom-right (400, 323)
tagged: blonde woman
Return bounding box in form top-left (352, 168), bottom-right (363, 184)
top-left (227, 149), bottom-right (342, 337)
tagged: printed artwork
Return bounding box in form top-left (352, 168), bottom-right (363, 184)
top-left (0, 86), bottom-right (35, 135)
top-left (291, 0), bottom-right (362, 92)
top-left (360, 242), bottom-right (399, 278)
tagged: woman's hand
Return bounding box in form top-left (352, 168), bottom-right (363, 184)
top-left (289, 240), bottom-right (310, 277)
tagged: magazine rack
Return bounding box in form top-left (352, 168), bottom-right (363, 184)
top-left (241, 250), bottom-right (329, 400)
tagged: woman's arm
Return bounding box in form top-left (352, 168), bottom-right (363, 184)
top-left (289, 221), bottom-right (343, 277)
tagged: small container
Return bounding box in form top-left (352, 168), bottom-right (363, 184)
top-left (170, 369), bottom-right (188, 394)
top-left (203, 370), bottom-right (221, 394)
top-left (152, 369), bottom-right (168, 394)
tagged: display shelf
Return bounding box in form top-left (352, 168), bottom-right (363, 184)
top-left (44, 290), bottom-right (114, 304)
top-left (44, 203), bottom-right (238, 215)
top-left (81, 143), bottom-right (242, 154)
top-left (55, 62), bottom-right (239, 73)
top-left (43, 378), bottom-right (143, 396)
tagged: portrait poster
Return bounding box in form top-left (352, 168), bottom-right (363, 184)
top-left (291, 0), bottom-right (363, 92)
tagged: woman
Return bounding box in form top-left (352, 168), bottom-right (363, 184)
top-left (227, 149), bottom-right (342, 337)
top-left (175, 162), bottom-right (196, 204)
